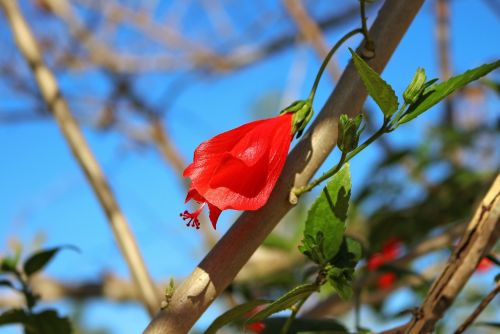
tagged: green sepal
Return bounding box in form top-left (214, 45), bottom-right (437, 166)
top-left (280, 100), bottom-right (313, 138)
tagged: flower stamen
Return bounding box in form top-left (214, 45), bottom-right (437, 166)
top-left (179, 203), bottom-right (206, 229)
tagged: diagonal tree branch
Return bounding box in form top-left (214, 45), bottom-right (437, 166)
top-left (381, 175), bottom-right (500, 334)
top-left (0, 0), bottom-right (160, 316)
top-left (144, 0), bottom-right (425, 332)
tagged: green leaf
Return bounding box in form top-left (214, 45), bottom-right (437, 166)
top-left (326, 266), bottom-right (355, 300)
top-left (25, 310), bottom-right (72, 334)
top-left (330, 237), bottom-right (363, 269)
top-left (262, 317), bottom-right (348, 333)
top-left (399, 60), bottom-right (500, 124)
top-left (0, 308), bottom-right (29, 327)
top-left (0, 256), bottom-right (19, 273)
top-left (23, 246), bottom-right (78, 277)
top-left (326, 237), bottom-right (363, 300)
top-left (302, 164), bottom-right (351, 264)
top-left (246, 284), bottom-right (318, 324)
top-left (204, 300), bottom-right (270, 334)
top-left (350, 49), bottom-right (399, 117)
top-left (0, 279), bottom-right (15, 289)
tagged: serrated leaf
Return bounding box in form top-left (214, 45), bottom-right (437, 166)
top-left (23, 245), bottom-right (78, 277)
top-left (330, 237), bottom-right (361, 268)
top-left (204, 300), bottom-right (270, 334)
top-left (399, 60), bottom-right (500, 124)
top-left (302, 164), bottom-right (351, 264)
top-left (246, 284), bottom-right (318, 324)
top-left (345, 237), bottom-right (362, 263)
top-left (262, 317), bottom-right (348, 333)
top-left (350, 49), bottom-right (399, 117)
top-left (326, 237), bottom-right (362, 300)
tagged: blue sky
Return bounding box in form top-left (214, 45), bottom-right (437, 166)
top-left (0, 0), bottom-right (498, 333)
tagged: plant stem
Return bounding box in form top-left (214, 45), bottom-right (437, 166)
top-left (389, 102), bottom-right (408, 130)
top-left (360, 0), bottom-right (369, 39)
top-left (293, 120), bottom-right (389, 197)
top-left (308, 28), bottom-right (362, 103)
top-left (280, 293), bottom-right (312, 334)
top-left (293, 151), bottom-right (348, 197)
top-left (359, 0), bottom-right (375, 56)
top-left (345, 119), bottom-right (388, 162)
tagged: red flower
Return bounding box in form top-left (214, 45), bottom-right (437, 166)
top-left (476, 257), bottom-right (493, 272)
top-left (378, 272), bottom-right (397, 289)
top-left (246, 322), bottom-right (266, 333)
top-left (367, 238), bottom-right (403, 289)
top-left (244, 305), bottom-right (267, 333)
top-left (381, 238), bottom-right (402, 261)
top-left (367, 253), bottom-right (385, 271)
top-left (181, 113), bottom-right (294, 229)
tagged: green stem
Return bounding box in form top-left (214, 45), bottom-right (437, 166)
top-left (359, 0), bottom-right (369, 39)
top-left (293, 151), bottom-right (348, 197)
top-left (345, 120), bottom-right (388, 163)
top-left (293, 120), bottom-right (389, 197)
top-left (308, 28), bottom-right (362, 103)
top-left (359, 0), bottom-right (375, 55)
top-left (280, 293), bottom-right (312, 334)
top-left (14, 270), bottom-right (34, 312)
top-left (389, 102), bottom-right (408, 130)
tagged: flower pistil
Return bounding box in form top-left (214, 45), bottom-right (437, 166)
top-left (180, 203), bottom-right (206, 229)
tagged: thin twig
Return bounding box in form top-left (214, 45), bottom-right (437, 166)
top-left (144, 1), bottom-right (425, 332)
top-left (453, 281), bottom-right (500, 334)
top-left (0, 0), bottom-right (160, 316)
top-left (381, 176), bottom-right (500, 334)
top-left (283, 0), bottom-right (341, 81)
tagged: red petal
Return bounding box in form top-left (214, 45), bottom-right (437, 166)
top-left (185, 186), bottom-right (204, 203)
top-left (207, 203), bottom-right (222, 229)
top-left (185, 114), bottom-right (292, 211)
top-left (476, 258), bottom-right (493, 272)
top-left (245, 322), bottom-right (266, 333)
top-left (367, 253), bottom-right (385, 271)
top-left (378, 272), bottom-right (396, 289)
top-left (382, 238), bottom-right (402, 261)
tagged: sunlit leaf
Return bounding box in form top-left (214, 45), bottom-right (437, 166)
top-left (23, 246), bottom-right (78, 277)
top-left (399, 60), bottom-right (500, 124)
top-left (204, 300), bottom-right (270, 334)
top-left (246, 284), bottom-right (318, 324)
top-left (350, 49), bottom-right (399, 117)
top-left (301, 164), bottom-right (351, 264)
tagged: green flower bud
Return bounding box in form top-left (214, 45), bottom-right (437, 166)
top-left (338, 114), bottom-right (363, 153)
top-left (403, 68), bottom-right (427, 104)
top-left (0, 256), bottom-right (17, 272)
top-left (281, 100), bottom-right (313, 138)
